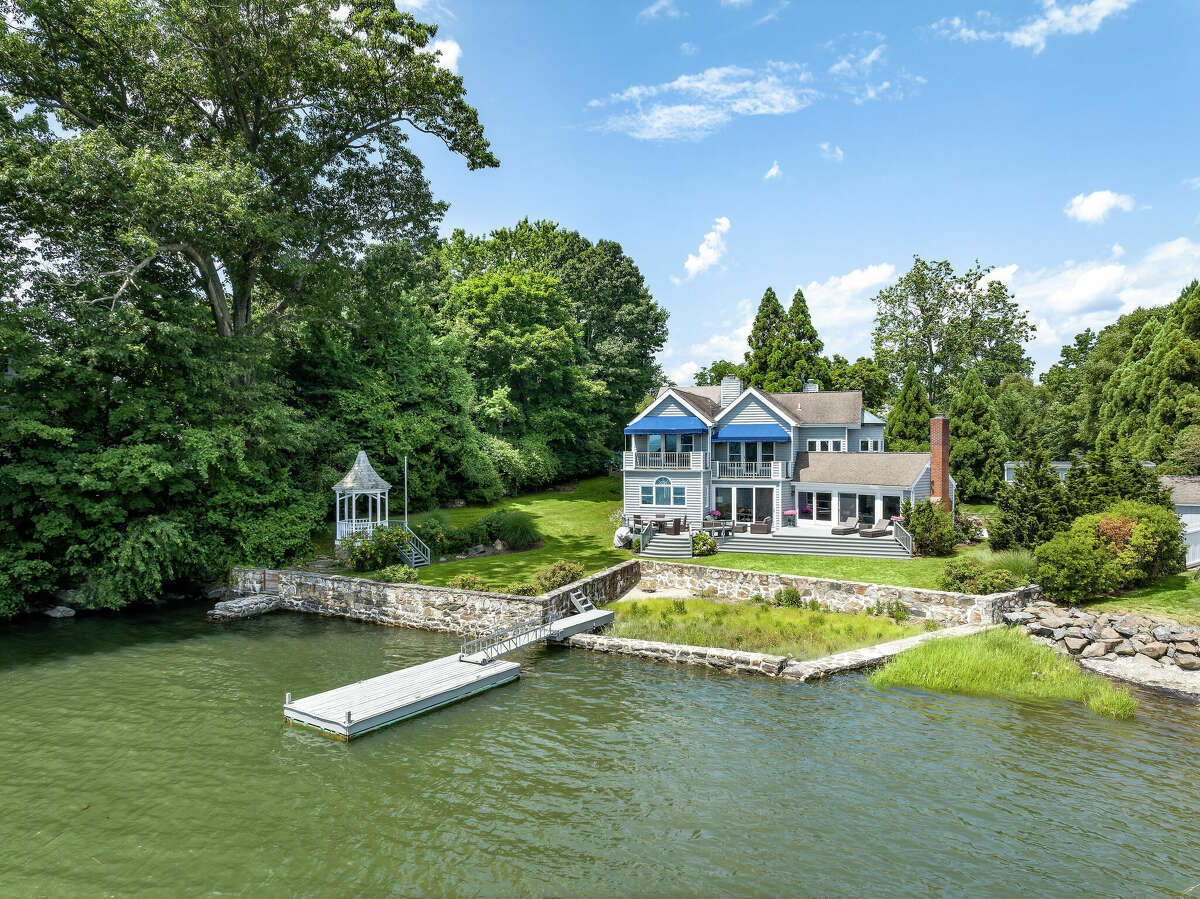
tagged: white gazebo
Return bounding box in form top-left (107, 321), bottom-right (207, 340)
top-left (334, 451), bottom-right (391, 543)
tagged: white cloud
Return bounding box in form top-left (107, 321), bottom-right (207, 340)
top-left (668, 360), bottom-right (701, 384)
top-left (930, 1), bottom-right (1136, 54)
top-left (721, 0), bottom-right (752, 5)
top-left (1184, 176), bottom-right (1200, 190)
top-left (662, 298), bottom-right (757, 382)
top-left (754, 1), bottom-right (790, 25)
top-left (680, 41), bottom-right (699, 55)
top-left (590, 62), bottom-right (816, 140)
top-left (637, 0), bottom-right (681, 22)
top-left (826, 41), bottom-right (924, 104)
top-left (428, 39), bottom-right (461, 73)
top-left (1111, 242), bottom-right (1125, 258)
top-left (1064, 189), bottom-right (1135, 224)
top-left (829, 43), bottom-right (885, 78)
top-left (763, 160), bottom-right (782, 180)
top-left (819, 141), bottom-right (844, 162)
top-left (672, 216), bottom-right (731, 283)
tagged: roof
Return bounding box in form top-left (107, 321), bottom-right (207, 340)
top-left (769, 391), bottom-right (863, 424)
top-left (671, 386), bottom-right (722, 420)
top-left (1162, 475), bottom-right (1200, 505)
top-left (333, 451), bottom-right (391, 492)
top-left (791, 451), bottom-right (931, 488)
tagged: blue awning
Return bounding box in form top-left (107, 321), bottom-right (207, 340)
top-left (624, 415), bottom-right (708, 435)
top-left (712, 423), bottom-right (790, 442)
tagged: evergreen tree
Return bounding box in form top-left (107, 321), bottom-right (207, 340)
top-left (762, 288), bottom-right (827, 391)
top-left (885, 363), bottom-right (933, 451)
top-left (1062, 442), bottom-right (1174, 519)
top-left (989, 448), bottom-right (1071, 550)
top-left (742, 287), bottom-right (786, 389)
top-left (948, 369), bottom-right (1005, 501)
top-left (993, 377), bottom-right (1038, 461)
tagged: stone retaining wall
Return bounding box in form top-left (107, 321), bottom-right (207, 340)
top-left (638, 561), bottom-right (1039, 626)
top-left (567, 633), bottom-right (788, 676)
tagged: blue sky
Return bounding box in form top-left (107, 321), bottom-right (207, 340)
top-left (410, 0), bottom-right (1200, 382)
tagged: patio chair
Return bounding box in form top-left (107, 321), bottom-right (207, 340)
top-left (749, 517), bottom-right (772, 535)
top-left (859, 522), bottom-right (893, 538)
top-left (831, 518), bottom-right (861, 536)
top-left (665, 518), bottom-right (681, 536)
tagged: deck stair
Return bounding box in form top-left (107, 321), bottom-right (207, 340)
top-left (284, 603), bottom-right (612, 740)
top-left (640, 532), bottom-right (693, 559)
top-left (717, 532), bottom-right (910, 559)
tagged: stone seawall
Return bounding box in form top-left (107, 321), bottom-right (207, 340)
top-left (637, 560), bottom-right (1039, 626)
top-left (228, 559), bottom-right (642, 635)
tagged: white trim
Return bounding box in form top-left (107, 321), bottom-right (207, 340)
top-left (712, 386), bottom-right (800, 427)
top-left (627, 389), bottom-right (714, 427)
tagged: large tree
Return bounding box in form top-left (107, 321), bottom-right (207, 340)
top-left (0, 0), bottom-right (497, 340)
top-left (947, 369), bottom-right (1004, 501)
top-left (824, 354), bottom-right (890, 410)
top-left (694, 359), bottom-right (744, 386)
top-left (761, 287), bottom-right (827, 391)
top-left (885, 363), bottom-right (933, 451)
top-left (742, 286), bottom-right (786, 389)
top-left (871, 256), bottom-right (1034, 408)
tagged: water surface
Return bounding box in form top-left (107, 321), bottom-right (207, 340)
top-left (3, 607), bottom-right (1199, 897)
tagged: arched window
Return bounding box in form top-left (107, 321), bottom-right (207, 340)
top-left (654, 476), bottom-right (671, 505)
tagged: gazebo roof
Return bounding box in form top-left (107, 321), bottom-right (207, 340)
top-left (333, 451), bottom-right (391, 492)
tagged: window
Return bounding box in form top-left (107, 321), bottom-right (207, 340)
top-left (832, 440), bottom-right (842, 452)
top-left (883, 495), bottom-right (901, 520)
top-left (640, 486), bottom-right (652, 504)
top-left (872, 439), bottom-right (880, 452)
top-left (626, 434), bottom-right (634, 451)
top-left (648, 434), bottom-right (662, 453)
top-left (672, 486), bottom-right (686, 506)
top-left (745, 442), bottom-right (759, 463)
top-left (654, 476), bottom-right (671, 505)
top-left (815, 492), bottom-right (832, 522)
top-left (761, 442), bottom-right (775, 463)
top-left (807, 439), bottom-right (817, 452)
top-left (680, 434), bottom-right (694, 453)
top-left (664, 433), bottom-right (678, 453)
top-left (819, 440), bottom-right (830, 452)
top-left (729, 442), bottom-right (742, 463)
top-left (860, 439), bottom-right (869, 452)
top-left (715, 487), bottom-right (733, 520)
top-left (797, 491), bottom-right (813, 516)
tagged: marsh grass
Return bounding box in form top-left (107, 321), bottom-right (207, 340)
top-left (870, 627), bottom-right (1137, 719)
top-left (611, 597), bottom-right (924, 660)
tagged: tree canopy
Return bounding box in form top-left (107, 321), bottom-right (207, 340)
top-left (947, 369), bottom-right (1004, 501)
top-left (742, 287), bottom-right (786, 389)
top-left (885, 364), bottom-right (933, 451)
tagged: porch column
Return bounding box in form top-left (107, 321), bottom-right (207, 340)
top-left (875, 492), bottom-right (883, 524)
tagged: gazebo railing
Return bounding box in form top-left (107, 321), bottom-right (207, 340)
top-left (336, 518), bottom-right (380, 541)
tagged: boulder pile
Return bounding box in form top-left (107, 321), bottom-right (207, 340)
top-left (1004, 602), bottom-right (1200, 670)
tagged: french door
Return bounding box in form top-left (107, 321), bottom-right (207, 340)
top-left (724, 486), bottom-right (774, 524)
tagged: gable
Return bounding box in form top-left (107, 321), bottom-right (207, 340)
top-left (716, 392), bottom-right (792, 428)
top-left (644, 395), bottom-right (696, 418)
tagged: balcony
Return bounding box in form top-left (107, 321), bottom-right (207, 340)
top-left (711, 460), bottom-right (792, 480)
top-left (623, 451), bottom-right (709, 471)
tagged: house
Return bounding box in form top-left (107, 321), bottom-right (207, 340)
top-left (621, 375), bottom-right (954, 556)
top-left (1161, 476), bottom-right (1200, 568)
top-left (1003, 460), bottom-right (1072, 484)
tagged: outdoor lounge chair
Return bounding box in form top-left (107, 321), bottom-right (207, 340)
top-left (859, 523), bottom-right (893, 538)
top-left (831, 519), bottom-right (861, 536)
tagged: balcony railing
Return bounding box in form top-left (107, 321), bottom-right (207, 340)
top-left (623, 451), bottom-right (709, 471)
top-left (711, 460), bottom-right (791, 480)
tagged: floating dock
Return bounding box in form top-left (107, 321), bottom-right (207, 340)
top-left (284, 594), bottom-right (612, 740)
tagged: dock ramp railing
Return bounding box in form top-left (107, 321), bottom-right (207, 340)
top-left (459, 613), bottom-right (555, 664)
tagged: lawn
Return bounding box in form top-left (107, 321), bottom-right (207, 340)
top-left (684, 544), bottom-right (989, 589)
top-left (386, 476), bottom-right (628, 588)
top-left (610, 596), bottom-right (926, 660)
top-left (1083, 573), bottom-right (1200, 624)
top-left (871, 627), bottom-right (1136, 719)
top-left (958, 502), bottom-right (999, 522)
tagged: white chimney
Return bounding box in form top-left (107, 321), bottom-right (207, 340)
top-left (720, 375), bottom-right (743, 407)
top-left (803, 379), bottom-right (820, 393)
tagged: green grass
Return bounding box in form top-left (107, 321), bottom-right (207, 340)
top-left (958, 502), bottom-right (999, 521)
top-left (368, 476), bottom-right (627, 589)
top-left (611, 597), bottom-right (925, 660)
top-left (1084, 573), bottom-right (1200, 624)
top-left (870, 627), bottom-right (1137, 719)
top-left (685, 544), bottom-right (989, 589)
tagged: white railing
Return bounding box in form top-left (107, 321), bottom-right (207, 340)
top-left (893, 520), bottom-right (914, 556)
top-left (1186, 528), bottom-right (1200, 568)
top-left (335, 518), bottom-right (431, 566)
top-left (336, 518), bottom-right (380, 541)
top-left (710, 460), bottom-right (791, 480)
top-left (624, 451), bottom-right (708, 471)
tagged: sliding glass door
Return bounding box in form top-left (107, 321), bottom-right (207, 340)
top-left (732, 486), bottom-right (774, 524)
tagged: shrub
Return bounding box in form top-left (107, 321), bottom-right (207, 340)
top-left (692, 532), bottom-right (718, 556)
top-left (344, 526), bottom-right (413, 571)
top-left (1034, 531), bottom-right (1120, 605)
top-left (985, 549), bottom-right (1038, 584)
top-left (774, 586), bottom-right (803, 607)
top-left (410, 515), bottom-right (448, 554)
top-left (532, 560), bottom-right (584, 593)
top-left (494, 511), bottom-right (540, 550)
top-left (901, 499), bottom-right (957, 556)
top-left (870, 599), bottom-right (909, 621)
top-left (953, 513), bottom-right (985, 543)
top-left (631, 538), bottom-right (641, 553)
top-left (442, 526), bottom-right (473, 554)
top-left (938, 558), bottom-right (1020, 595)
top-left (502, 581), bottom-right (540, 596)
top-left (989, 449), bottom-right (1071, 550)
top-left (447, 573), bottom-right (486, 591)
top-left (379, 564), bottom-right (420, 583)
top-left (473, 510), bottom-right (509, 543)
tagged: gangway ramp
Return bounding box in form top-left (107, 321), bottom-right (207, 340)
top-left (283, 590), bottom-right (612, 740)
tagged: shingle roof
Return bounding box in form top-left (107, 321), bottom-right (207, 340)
top-left (1162, 475), bottom-right (1200, 505)
top-left (768, 391), bottom-right (863, 425)
top-left (792, 451), bottom-right (930, 488)
top-left (672, 386), bottom-right (722, 420)
top-left (333, 451), bottom-right (391, 492)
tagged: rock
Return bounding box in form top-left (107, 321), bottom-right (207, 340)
top-left (1113, 620), bottom-right (1138, 637)
top-left (613, 525), bottom-right (633, 549)
top-left (1003, 611), bottom-right (1035, 624)
top-left (1098, 626), bottom-right (1121, 642)
top-left (1041, 616), bottom-right (1072, 630)
top-left (1064, 626), bottom-right (1087, 638)
top-left (468, 544), bottom-right (488, 556)
top-left (1064, 636), bottom-right (1089, 653)
top-left (1114, 640), bottom-right (1136, 656)
top-left (1152, 625), bottom-right (1172, 642)
top-left (1026, 621), bottom-right (1054, 636)
top-left (1174, 641), bottom-right (1199, 655)
top-left (493, 539), bottom-right (507, 552)
top-left (1138, 641), bottom-right (1169, 660)
top-left (448, 498), bottom-right (466, 508)
top-left (1130, 652), bottom-right (1160, 668)
top-left (1079, 642), bottom-right (1106, 658)
top-left (1052, 628), bottom-right (1068, 641)
top-left (1175, 653), bottom-right (1200, 671)
top-left (41, 605), bottom-right (75, 618)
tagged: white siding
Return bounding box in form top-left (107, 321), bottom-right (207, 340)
top-left (1178, 505), bottom-right (1200, 530)
top-left (645, 395), bottom-right (696, 418)
top-left (623, 471), bottom-right (705, 524)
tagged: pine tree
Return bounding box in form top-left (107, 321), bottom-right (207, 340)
top-left (762, 287), bottom-right (827, 391)
top-left (989, 447), bottom-right (1070, 550)
top-left (992, 376), bottom-right (1037, 461)
top-left (947, 369), bottom-right (1005, 501)
top-left (742, 287), bottom-right (786, 389)
top-left (885, 363), bottom-right (933, 451)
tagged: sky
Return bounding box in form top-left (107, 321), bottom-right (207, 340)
top-left (407, 0), bottom-right (1200, 383)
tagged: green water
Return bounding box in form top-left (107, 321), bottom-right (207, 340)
top-left (4, 607), bottom-right (1200, 898)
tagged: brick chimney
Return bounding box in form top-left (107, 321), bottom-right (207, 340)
top-left (930, 415), bottom-right (950, 506)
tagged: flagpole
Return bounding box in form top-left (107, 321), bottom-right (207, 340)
top-left (404, 455), bottom-right (409, 527)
